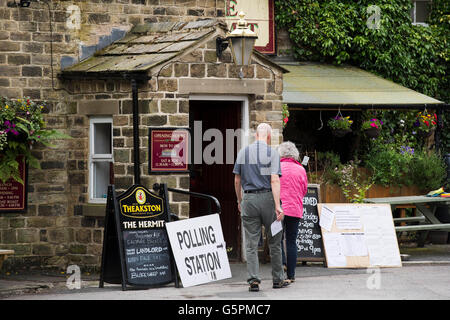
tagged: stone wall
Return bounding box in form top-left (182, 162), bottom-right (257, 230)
top-left (0, 0), bottom-right (283, 271)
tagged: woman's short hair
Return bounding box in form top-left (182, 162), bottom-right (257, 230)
top-left (278, 141), bottom-right (300, 161)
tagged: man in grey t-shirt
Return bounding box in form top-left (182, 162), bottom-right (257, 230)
top-left (233, 123), bottom-right (288, 291)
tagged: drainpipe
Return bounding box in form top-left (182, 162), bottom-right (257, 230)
top-left (131, 78), bottom-right (140, 185)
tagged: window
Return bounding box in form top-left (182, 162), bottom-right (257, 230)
top-left (89, 117), bottom-right (113, 203)
top-left (410, 0), bottom-right (432, 25)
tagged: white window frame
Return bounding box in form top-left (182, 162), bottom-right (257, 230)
top-left (411, 0), bottom-right (431, 26)
top-left (89, 116), bottom-right (113, 203)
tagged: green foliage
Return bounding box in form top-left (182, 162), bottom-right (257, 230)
top-left (409, 149), bottom-right (447, 191)
top-left (0, 97), bottom-right (71, 184)
top-left (275, 0), bottom-right (449, 102)
top-left (333, 159), bottom-right (374, 203)
top-left (364, 141), bottom-right (446, 191)
top-left (316, 151), bottom-right (343, 184)
top-left (364, 143), bottom-right (414, 187)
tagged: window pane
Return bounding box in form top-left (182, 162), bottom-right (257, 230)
top-left (415, 1), bottom-right (430, 23)
top-left (93, 122), bottom-right (112, 154)
top-left (93, 161), bottom-right (110, 199)
top-left (410, 6), bottom-right (415, 23)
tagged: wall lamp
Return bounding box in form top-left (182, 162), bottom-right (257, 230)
top-left (216, 12), bottom-right (258, 67)
top-left (7, 0), bottom-right (31, 7)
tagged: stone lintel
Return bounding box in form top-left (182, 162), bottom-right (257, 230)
top-left (179, 78), bottom-right (265, 95)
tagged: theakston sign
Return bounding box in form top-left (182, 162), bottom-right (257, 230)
top-left (165, 214), bottom-right (232, 287)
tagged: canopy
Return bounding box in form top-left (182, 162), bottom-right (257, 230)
top-left (281, 63), bottom-right (444, 106)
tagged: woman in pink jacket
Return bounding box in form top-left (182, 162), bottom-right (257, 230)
top-left (278, 141), bottom-right (308, 282)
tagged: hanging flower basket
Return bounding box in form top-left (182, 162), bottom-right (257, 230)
top-left (331, 128), bottom-right (352, 137)
top-left (282, 103), bottom-right (289, 128)
top-left (361, 118), bottom-right (383, 138)
top-left (414, 111), bottom-right (437, 139)
top-left (418, 127), bottom-right (435, 139)
top-left (363, 127), bottom-right (380, 138)
top-left (0, 97), bottom-right (70, 184)
top-left (328, 114), bottom-right (353, 138)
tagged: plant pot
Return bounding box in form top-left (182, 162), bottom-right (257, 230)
top-left (364, 127), bottom-right (380, 138)
top-left (331, 129), bottom-right (351, 138)
top-left (417, 128), bottom-right (435, 138)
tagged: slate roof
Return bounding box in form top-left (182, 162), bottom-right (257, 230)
top-left (60, 19), bottom-right (224, 79)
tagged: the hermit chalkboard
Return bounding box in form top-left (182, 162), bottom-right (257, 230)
top-left (296, 184), bottom-right (325, 262)
top-left (123, 229), bottom-right (172, 285)
top-left (99, 184), bottom-right (176, 290)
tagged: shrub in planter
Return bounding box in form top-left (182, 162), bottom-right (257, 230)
top-left (364, 144), bottom-right (414, 187)
top-left (0, 97), bottom-right (70, 184)
top-left (409, 149), bottom-right (446, 192)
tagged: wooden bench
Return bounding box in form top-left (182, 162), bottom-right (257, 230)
top-left (0, 250), bottom-right (14, 270)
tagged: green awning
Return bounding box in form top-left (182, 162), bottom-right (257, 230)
top-left (282, 63), bottom-right (444, 106)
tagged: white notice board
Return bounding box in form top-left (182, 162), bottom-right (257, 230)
top-left (166, 214), bottom-right (232, 287)
top-left (318, 204), bottom-right (402, 268)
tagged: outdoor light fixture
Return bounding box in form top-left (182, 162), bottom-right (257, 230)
top-left (7, 0), bottom-right (31, 7)
top-left (19, 0), bottom-right (31, 7)
top-left (216, 12), bottom-right (258, 66)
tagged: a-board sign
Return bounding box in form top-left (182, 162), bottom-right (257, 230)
top-left (149, 127), bottom-right (190, 174)
top-left (318, 203), bottom-right (402, 268)
top-left (99, 184), bottom-right (177, 290)
top-left (0, 156), bottom-right (27, 213)
top-left (296, 184), bottom-right (325, 262)
top-left (166, 214), bottom-right (232, 288)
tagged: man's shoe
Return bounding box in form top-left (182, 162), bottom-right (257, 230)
top-left (273, 280), bottom-right (290, 289)
top-left (249, 282), bottom-right (260, 292)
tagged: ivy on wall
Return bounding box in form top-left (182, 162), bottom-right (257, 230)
top-left (275, 0), bottom-right (449, 150)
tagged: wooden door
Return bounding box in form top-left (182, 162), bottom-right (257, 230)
top-left (189, 100), bottom-right (242, 261)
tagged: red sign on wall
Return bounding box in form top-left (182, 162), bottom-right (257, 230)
top-left (149, 128), bottom-right (190, 174)
top-left (0, 157), bottom-right (27, 212)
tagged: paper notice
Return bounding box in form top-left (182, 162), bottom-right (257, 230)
top-left (339, 233), bottom-right (368, 256)
top-left (320, 206), bottom-right (335, 232)
top-left (271, 219), bottom-right (283, 237)
top-left (335, 207), bottom-right (362, 230)
top-left (322, 233), bottom-right (347, 267)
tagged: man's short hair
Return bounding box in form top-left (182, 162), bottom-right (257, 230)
top-left (256, 123), bottom-right (272, 137)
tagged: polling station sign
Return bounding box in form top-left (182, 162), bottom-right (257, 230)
top-left (165, 214), bottom-right (232, 287)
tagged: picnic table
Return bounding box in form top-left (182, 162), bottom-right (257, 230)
top-left (363, 196), bottom-right (450, 246)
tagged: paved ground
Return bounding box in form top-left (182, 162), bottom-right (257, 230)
top-left (1, 244), bottom-right (449, 301)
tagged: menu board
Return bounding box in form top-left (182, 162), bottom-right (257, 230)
top-left (296, 184), bottom-right (325, 262)
top-left (0, 156), bottom-right (27, 212)
top-left (99, 184), bottom-right (175, 290)
top-left (149, 128), bottom-right (190, 174)
top-left (123, 229), bottom-right (172, 285)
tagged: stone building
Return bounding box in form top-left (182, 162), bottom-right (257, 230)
top-left (0, 0), bottom-right (285, 270)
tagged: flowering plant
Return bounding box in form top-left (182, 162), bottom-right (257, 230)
top-left (0, 97), bottom-right (69, 184)
top-left (328, 115), bottom-right (353, 130)
top-left (362, 118), bottom-right (383, 130)
top-left (282, 103), bottom-right (289, 128)
top-left (414, 111), bottom-right (437, 133)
